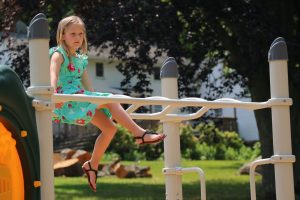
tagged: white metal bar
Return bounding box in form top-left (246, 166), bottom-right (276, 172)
top-left (128, 108), bottom-right (209, 122)
top-left (32, 99), bottom-right (53, 111)
top-left (162, 76), bottom-right (182, 200)
top-left (181, 167), bottom-right (206, 200)
top-left (52, 94), bottom-right (291, 110)
top-left (162, 107), bottom-right (210, 122)
top-left (249, 158), bottom-right (273, 200)
top-left (51, 93), bottom-right (292, 122)
top-left (126, 105), bottom-right (140, 113)
top-left (249, 155), bottom-right (296, 200)
top-left (163, 167), bottom-right (206, 200)
top-left (269, 39), bottom-right (295, 200)
top-left (27, 86), bottom-right (54, 95)
top-left (28, 13), bottom-right (54, 200)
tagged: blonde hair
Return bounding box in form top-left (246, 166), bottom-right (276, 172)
top-left (56, 16), bottom-right (88, 56)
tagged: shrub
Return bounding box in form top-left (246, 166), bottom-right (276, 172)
top-left (181, 122), bottom-right (261, 160)
top-left (193, 143), bottom-right (217, 160)
top-left (107, 125), bottom-right (140, 161)
top-left (180, 124), bottom-right (198, 159)
top-left (107, 123), bottom-right (260, 161)
top-left (108, 124), bottom-right (163, 161)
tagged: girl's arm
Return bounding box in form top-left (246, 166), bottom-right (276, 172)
top-left (81, 69), bottom-right (95, 92)
top-left (50, 52), bottom-right (63, 91)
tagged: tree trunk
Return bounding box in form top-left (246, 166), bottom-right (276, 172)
top-left (289, 82), bottom-right (300, 197)
top-left (250, 68), bottom-right (300, 199)
top-left (250, 70), bottom-right (276, 199)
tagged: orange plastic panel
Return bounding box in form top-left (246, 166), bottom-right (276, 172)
top-left (0, 122), bottom-right (24, 200)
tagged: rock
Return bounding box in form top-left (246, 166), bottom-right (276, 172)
top-left (71, 149), bottom-right (92, 165)
top-left (238, 157), bottom-right (262, 175)
top-left (60, 148), bottom-right (76, 160)
top-left (53, 153), bottom-right (63, 165)
top-left (112, 160), bottom-right (152, 178)
top-left (54, 158), bottom-right (83, 177)
top-left (115, 163), bottom-right (135, 178)
top-left (53, 149), bottom-right (152, 178)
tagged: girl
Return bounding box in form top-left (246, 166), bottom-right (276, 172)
top-left (50, 16), bottom-right (165, 192)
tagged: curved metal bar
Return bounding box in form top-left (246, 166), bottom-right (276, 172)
top-left (51, 94), bottom-right (292, 122)
top-left (52, 94), bottom-right (291, 110)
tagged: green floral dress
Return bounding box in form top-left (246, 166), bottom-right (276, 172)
top-left (50, 46), bottom-right (112, 126)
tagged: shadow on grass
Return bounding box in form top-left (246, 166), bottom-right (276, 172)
top-left (55, 180), bottom-right (262, 200)
top-left (55, 182), bottom-right (165, 200)
top-left (201, 162), bottom-right (244, 171)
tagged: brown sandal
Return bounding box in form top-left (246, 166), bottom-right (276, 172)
top-left (82, 161), bottom-right (98, 192)
top-left (134, 130), bottom-right (166, 145)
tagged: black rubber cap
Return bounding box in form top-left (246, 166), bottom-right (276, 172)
top-left (268, 37), bottom-right (288, 61)
top-left (28, 13), bottom-right (50, 39)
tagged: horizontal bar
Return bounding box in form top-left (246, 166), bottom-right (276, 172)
top-left (27, 86), bottom-right (54, 95)
top-left (52, 94), bottom-right (292, 110)
top-left (129, 109), bottom-right (210, 121)
top-left (32, 99), bottom-right (53, 111)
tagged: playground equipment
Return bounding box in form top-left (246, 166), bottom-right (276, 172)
top-left (0, 13), bottom-right (296, 200)
top-left (0, 66), bottom-right (41, 200)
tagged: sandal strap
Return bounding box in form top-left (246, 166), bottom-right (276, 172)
top-left (134, 130), bottom-right (158, 143)
top-left (87, 161), bottom-right (98, 174)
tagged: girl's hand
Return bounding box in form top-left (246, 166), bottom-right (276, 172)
top-left (81, 70), bottom-right (95, 92)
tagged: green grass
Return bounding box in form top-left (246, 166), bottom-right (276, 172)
top-left (55, 160), bottom-right (261, 200)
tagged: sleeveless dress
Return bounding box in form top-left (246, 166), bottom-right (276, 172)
top-left (50, 46), bottom-right (112, 126)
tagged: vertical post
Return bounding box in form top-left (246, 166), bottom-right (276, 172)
top-left (28, 13), bottom-right (54, 200)
top-left (268, 37), bottom-right (295, 200)
top-left (161, 58), bottom-right (182, 200)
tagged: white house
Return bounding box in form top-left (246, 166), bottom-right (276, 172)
top-left (87, 51), bottom-right (259, 142)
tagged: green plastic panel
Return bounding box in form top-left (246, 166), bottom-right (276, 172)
top-left (0, 65), bottom-right (40, 200)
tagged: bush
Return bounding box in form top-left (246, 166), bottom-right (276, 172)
top-left (107, 124), bottom-right (163, 161)
top-left (193, 143), bottom-right (217, 160)
top-left (107, 125), bottom-right (140, 161)
top-left (181, 122), bottom-right (261, 160)
top-left (180, 124), bottom-right (198, 158)
top-left (107, 123), bottom-right (261, 161)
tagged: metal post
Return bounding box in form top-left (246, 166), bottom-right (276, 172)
top-left (27, 13), bottom-right (54, 200)
top-left (161, 58), bottom-right (182, 200)
top-left (268, 37), bottom-right (295, 200)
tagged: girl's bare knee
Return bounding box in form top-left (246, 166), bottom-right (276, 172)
top-left (102, 124), bottom-right (117, 136)
top-left (110, 125), bottom-right (118, 135)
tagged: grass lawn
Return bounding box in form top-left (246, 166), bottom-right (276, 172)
top-left (55, 160), bottom-right (261, 200)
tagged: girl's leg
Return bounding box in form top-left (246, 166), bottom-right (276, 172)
top-left (82, 109), bottom-right (117, 191)
top-left (100, 103), bottom-right (164, 143)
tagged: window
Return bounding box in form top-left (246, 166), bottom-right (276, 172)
top-left (153, 67), bottom-right (160, 80)
top-left (153, 105), bottom-right (162, 112)
top-left (214, 109), bottom-right (222, 117)
top-left (96, 63), bottom-right (104, 77)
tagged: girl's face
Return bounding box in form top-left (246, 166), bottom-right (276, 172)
top-left (63, 24), bottom-right (84, 53)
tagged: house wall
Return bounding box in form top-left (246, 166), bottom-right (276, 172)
top-left (222, 105), bottom-right (259, 142)
top-left (87, 58), bottom-right (124, 94)
top-left (87, 57), bottom-right (162, 96)
top-left (208, 64), bottom-right (259, 141)
top-left (86, 58), bottom-right (259, 142)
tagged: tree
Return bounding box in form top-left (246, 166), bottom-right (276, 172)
top-left (0, 0), bottom-right (76, 86)
top-left (75, 1), bottom-right (300, 198)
